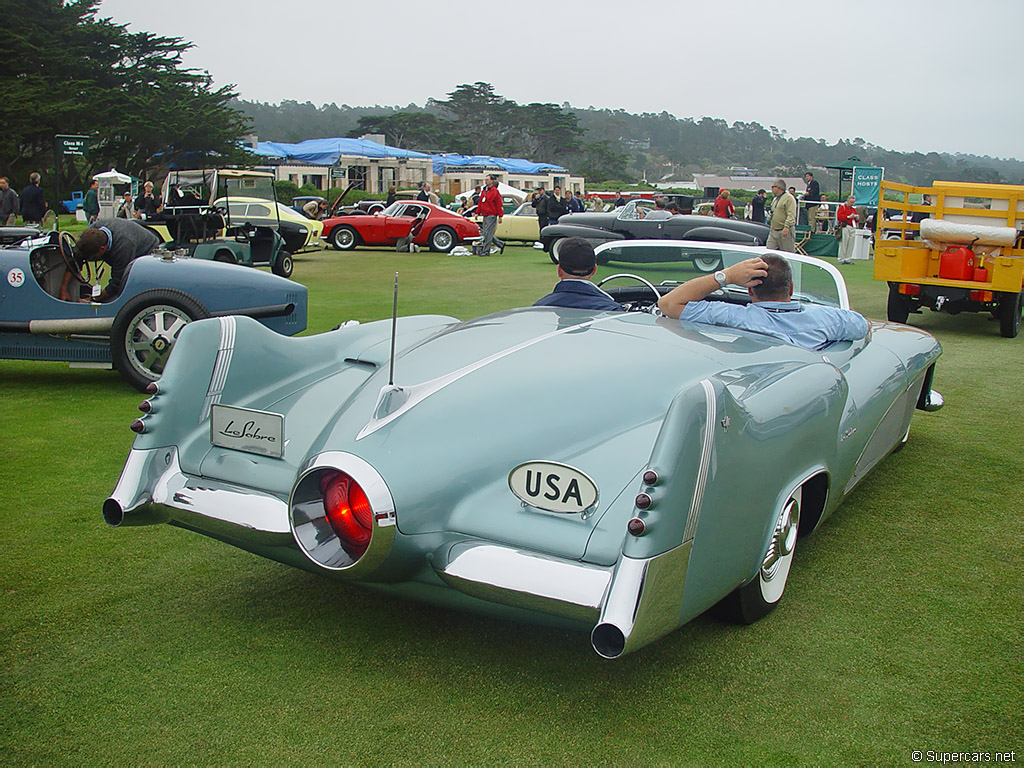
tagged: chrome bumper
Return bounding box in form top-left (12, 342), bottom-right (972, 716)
top-left (433, 540), bottom-right (692, 658)
top-left (104, 447), bottom-right (292, 549)
top-left (107, 448), bottom-right (693, 658)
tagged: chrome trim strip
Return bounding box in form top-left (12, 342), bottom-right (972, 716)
top-left (356, 314), bottom-right (621, 440)
top-left (434, 542), bottom-right (612, 623)
top-left (105, 447), bottom-right (290, 536)
top-left (200, 316), bottom-right (236, 422)
top-left (683, 379), bottom-right (716, 543)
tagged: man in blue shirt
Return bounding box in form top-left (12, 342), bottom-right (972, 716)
top-left (658, 253), bottom-right (868, 350)
top-left (534, 237), bottom-right (624, 312)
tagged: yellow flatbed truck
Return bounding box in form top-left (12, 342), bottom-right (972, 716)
top-left (874, 180), bottom-right (1024, 337)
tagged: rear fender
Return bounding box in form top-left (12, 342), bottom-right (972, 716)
top-left (684, 227), bottom-right (762, 245)
top-left (130, 315), bottom-right (459, 467)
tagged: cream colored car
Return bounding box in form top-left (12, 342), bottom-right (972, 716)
top-left (470, 202), bottom-right (539, 243)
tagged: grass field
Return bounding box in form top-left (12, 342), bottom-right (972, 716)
top-left (1, 244), bottom-right (1021, 765)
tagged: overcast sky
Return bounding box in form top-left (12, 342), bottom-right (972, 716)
top-left (98, 0), bottom-right (1022, 161)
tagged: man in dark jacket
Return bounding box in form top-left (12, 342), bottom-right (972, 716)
top-left (82, 179), bottom-right (100, 223)
top-left (534, 237), bottom-right (623, 312)
top-left (533, 187), bottom-right (550, 232)
top-left (0, 177), bottom-right (21, 224)
top-left (546, 186), bottom-right (568, 225)
top-left (58, 217), bottom-right (161, 302)
top-left (20, 173), bottom-right (46, 224)
top-left (750, 189), bottom-right (768, 223)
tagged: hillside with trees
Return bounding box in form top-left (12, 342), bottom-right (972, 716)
top-left (234, 83), bottom-right (1024, 188)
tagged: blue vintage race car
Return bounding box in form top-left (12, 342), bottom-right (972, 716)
top-left (105, 241), bottom-right (942, 657)
top-left (0, 230), bottom-right (307, 390)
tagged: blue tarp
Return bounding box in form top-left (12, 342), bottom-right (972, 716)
top-left (430, 154), bottom-right (566, 176)
top-left (246, 138), bottom-right (566, 177)
top-left (247, 138), bottom-right (430, 165)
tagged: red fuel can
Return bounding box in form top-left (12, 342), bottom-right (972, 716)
top-left (938, 246), bottom-right (975, 281)
top-left (973, 267), bottom-right (990, 282)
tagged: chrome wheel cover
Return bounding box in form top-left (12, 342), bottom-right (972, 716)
top-left (760, 495), bottom-right (800, 603)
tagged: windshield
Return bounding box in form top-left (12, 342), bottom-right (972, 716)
top-left (616, 199), bottom-right (655, 221)
top-left (593, 241), bottom-right (848, 309)
top-left (381, 202), bottom-right (404, 216)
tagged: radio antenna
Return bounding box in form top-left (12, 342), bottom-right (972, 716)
top-left (388, 272), bottom-right (398, 385)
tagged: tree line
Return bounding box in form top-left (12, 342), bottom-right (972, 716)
top-left (1, 0), bottom-right (249, 198)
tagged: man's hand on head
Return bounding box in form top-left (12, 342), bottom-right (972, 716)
top-left (724, 258), bottom-right (769, 288)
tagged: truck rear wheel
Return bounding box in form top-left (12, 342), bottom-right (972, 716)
top-left (887, 284), bottom-right (911, 324)
top-left (998, 290), bottom-right (1022, 338)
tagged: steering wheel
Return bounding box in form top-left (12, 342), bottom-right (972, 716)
top-left (58, 231), bottom-right (93, 285)
top-left (597, 273), bottom-right (662, 312)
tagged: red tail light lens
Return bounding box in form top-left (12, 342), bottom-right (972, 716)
top-left (321, 472), bottom-right (372, 555)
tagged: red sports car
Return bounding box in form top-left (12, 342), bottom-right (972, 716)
top-left (322, 201), bottom-right (480, 253)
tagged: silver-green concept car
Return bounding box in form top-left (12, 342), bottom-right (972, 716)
top-left (105, 242), bottom-right (943, 658)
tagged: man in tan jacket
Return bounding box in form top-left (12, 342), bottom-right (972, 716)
top-left (767, 179), bottom-right (797, 252)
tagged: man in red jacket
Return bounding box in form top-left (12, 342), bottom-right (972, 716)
top-left (477, 174), bottom-right (505, 255)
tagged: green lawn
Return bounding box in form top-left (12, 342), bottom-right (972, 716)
top-left (1, 246), bottom-right (1021, 765)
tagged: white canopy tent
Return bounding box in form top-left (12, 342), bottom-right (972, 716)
top-left (455, 181), bottom-right (527, 202)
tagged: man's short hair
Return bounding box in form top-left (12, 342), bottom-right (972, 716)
top-left (774, 178), bottom-right (786, 189)
top-left (804, 172), bottom-right (813, 178)
top-left (757, 188), bottom-right (766, 195)
top-left (558, 237), bottom-right (597, 277)
top-left (75, 227), bottom-right (108, 261)
top-left (30, 173), bottom-right (40, 184)
top-left (751, 253), bottom-right (792, 301)
top-left (654, 197), bottom-right (666, 209)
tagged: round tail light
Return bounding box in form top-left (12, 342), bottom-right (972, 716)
top-left (289, 453), bottom-right (396, 574)
top-left (321, 472), bottom-right (373, 557)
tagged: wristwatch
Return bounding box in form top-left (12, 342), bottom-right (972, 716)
top-left (713, 270), bottom-right (728, 288)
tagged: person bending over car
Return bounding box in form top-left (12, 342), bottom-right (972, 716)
top-left (657, 253), bottom-right (868, 350)
top-left (59, 217), bottom-right (161, 302)
top-left (533, 237), bottom-right (623, 312)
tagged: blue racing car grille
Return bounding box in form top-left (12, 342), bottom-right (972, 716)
top-left (285, 293), bottom-right (301, 324)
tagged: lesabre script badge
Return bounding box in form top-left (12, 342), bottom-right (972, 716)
top-left (210, 404), bottom-right (284, 459)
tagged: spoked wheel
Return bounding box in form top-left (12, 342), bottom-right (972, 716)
top-left (110, 289), bottom-right (209, 391)
top-left (692, 254), bottom-right (723, 273)
top-left (429, 226), bottom-right (455, 253)
top-left (331, 226), bottom-right (358, 251)
top-left (716, 486), bottom-right (802, 624)
top-left (998, 290), bottom-right (1022, 338)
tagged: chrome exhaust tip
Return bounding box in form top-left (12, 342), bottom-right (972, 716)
top-left (591, 623), bottom-right (627, 659)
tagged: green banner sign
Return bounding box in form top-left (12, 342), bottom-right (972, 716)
top-left (852, 166), bottom-right (884, 206)
top-left (55, 135), bottom-right (90, 156)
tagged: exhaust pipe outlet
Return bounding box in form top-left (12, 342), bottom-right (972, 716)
top-left (591, 542), bottom-right (692, 659)
top-left (103, 447), bottom-right (179, 527)
top-left (102, 497), bottom-right (169, 527)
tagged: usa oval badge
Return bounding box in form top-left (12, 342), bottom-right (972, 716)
top-left (508, 461), bottom-right (599, 514)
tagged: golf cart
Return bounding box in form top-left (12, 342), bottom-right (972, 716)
top-left (149, 169), bottom-right (293, 278)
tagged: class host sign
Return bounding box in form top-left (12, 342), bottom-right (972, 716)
top-left (55, 135), bottom-right (90, 157)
